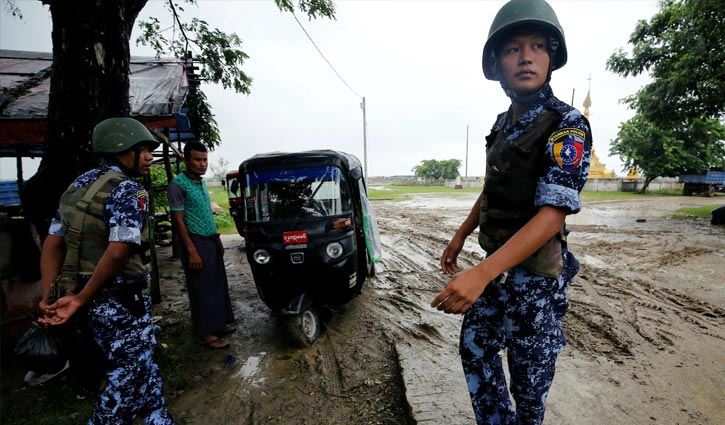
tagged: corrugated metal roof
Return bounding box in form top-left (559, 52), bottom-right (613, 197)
top-left (0, 50), bottom-right (194, 157)
top-left (0, 50), bottom-right (189, 118)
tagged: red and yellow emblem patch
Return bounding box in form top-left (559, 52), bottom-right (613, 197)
top-left (549, 128), bottom-right (585, 170)
top-left (137, 190), bottom-right (148, 212)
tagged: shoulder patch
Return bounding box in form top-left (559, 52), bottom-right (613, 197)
top-left (137, 190), bottom-right (148, 212)
top-left (549, 128), bottom-right (585, 170)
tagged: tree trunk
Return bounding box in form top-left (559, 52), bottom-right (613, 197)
top-left (23, 0), bottom-right (148, 240)
top-left (639, 176), bottom-right (655, 194)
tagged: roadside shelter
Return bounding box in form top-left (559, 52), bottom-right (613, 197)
top-left (0, 49), bottom-right (196, 336)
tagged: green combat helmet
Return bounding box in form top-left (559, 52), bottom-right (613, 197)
top-left (482, 0), bottom-right (567, 81)
top-left (92, 117), bottom-right (160, 154)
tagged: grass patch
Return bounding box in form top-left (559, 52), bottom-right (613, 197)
top-left (368, 184), bottom-right (480, 201)
top-left (671, 205), bottom-right (718, 220)
top-left (646, 188), bottom-right (684, 196)
top-left (208, 186), bottom-right (237, 234)
top-left (368, 184), bottom-right (696, 202)
top-left (366, 184), bottom-right (687, 203)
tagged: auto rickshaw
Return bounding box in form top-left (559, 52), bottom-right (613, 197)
top-left (228, 150), bottom-right (381, 346)
top-left (224, 170), bottom-right (246, 237)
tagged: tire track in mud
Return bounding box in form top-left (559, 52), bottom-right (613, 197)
top-left (378, 200), bottom-right (723, 364)
top-left (565, 220), bottom-right (725, 363)
top-left (376, 202), bottom-right (483, 273)
top-left (371, 201), bottom-right (477, 423)
top-left (372, 196), bottom-right (725, 424)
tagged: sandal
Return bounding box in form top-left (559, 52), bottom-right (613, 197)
top-left (198, 335), bottom-right (230, 349)
top-left (222, 324), bottom-right (237, 334)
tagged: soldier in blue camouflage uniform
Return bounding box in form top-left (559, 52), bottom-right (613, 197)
top-left (39, 118), bottom-right (174, 424)
top-left (431, 1), bottom-right (591, 424)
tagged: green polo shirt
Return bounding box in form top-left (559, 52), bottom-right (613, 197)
top-left (168, 172), bottom-right (218, 236)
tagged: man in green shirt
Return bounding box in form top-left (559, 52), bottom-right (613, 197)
top-left (168, 142), bottom-right (235, 349)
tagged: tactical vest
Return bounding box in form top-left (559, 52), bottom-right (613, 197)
top-left (55, 170), bottom-right (151, 296)
top-left (478, 109), bottom-right (566, 277)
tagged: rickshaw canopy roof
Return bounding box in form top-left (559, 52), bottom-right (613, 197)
top-left (239, 150), bottom-right (363, 177)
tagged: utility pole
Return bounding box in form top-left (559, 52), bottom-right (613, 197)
top-left (465, 124), bottom-right (469, 181)
top-left (361, 96), bottom-right (368, 177)
top-left (571, 88), bottom-right (575, 106)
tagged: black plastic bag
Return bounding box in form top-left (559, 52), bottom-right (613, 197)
top-left (13, 321), bottom-right (67, 374)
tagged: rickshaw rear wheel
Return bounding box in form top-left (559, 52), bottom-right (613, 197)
top-left (287, 307), bottom-right (321, 347)
top-left (355, 247), bottom-right (373, 290)
top-left (366, 252), bottom-right (375, 277)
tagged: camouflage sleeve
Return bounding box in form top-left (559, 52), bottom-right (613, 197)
top-left (105, 180), bottom-right (149, 245)
top-left (167, 181), bottom-right (186, 211)
top-left (535, 109), bottom-right (592, 215)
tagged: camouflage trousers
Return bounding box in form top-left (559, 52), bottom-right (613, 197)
top-left (86, 292), bottom-right (174, 425)
top-left (460, 251), bottom-right (579, 425)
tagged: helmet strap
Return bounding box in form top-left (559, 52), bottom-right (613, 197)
top-left (501, 83), bottom-right (541, 104)
top-left (115, 148), bottom-right (142, 177)
top-left (545, 36), bottom-right (558, 85)
top-left (133, 150), bottom-right (141, 172)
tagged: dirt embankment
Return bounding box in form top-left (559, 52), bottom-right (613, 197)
top-left (2, 194), bottom-right (723, 425)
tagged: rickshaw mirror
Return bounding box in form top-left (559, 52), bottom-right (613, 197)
top-left (350, 167), bottom-right (362, 180)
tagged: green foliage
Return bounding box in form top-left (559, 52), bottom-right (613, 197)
top-left (610, 115), bottom-right (684, 182)
top-left (671, 205), bottom-right (719, 220)
top-left (149, 165), bottom-right (172, 211)
top-left (412, 159), bottom-right (462, 180)
top-left (610, 115), bottom-right (725, 189)
top-left (208, 186), bottom-right (237, 234)
top-left (607, 0), bottom-right (724, 127)
top-left (275, 0), bottom-right (336, 18)
top-left (136, 1), bottom-right (253, 94)
top-left (136, 0), bottom-right (336, 149)
top-left (607, 0), bottom-right (725, 187)
top-left (185, 85), bottom-right (221, 149)
top-left (213, 210), bottom-right (236, 234)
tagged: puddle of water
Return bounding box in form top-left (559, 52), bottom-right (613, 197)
top-left (234, 352), bottom-right (267, 383)
top-left (397, 193), bottom-right (478, 210)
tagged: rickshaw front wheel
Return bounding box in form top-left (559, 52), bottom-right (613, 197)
top-left (287, 307), bottom-right (321, 347)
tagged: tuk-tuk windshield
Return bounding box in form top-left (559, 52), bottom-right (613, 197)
top-left (243, 166), bottom-right (352, 222)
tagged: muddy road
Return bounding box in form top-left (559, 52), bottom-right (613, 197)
top-left (2, 194), bottom-right (723, 424)
top-left (161, 193), bottom-right (724, 424)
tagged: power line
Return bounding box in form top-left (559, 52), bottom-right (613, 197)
top-left (292, 13), bottom-right (361, 99)
top-left (291, 13), bottom-right (368, 177)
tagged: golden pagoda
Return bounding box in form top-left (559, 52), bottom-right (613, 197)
top-left (583, 78), bottom-right (616, 179)
top-left (626, 165), bottom-right (640, 179)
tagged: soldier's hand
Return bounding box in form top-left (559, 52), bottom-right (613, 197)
top-left (38, 295), bottom-right (83, 326)
top-left (441, 237), bottom-right (465, 275)
top-left (431, 266), bottom-right (489, 314)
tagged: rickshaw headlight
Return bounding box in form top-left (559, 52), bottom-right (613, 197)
top-left (253, 249), bottom-right (271, 265)
top-left (326, 242), bottom-right (344, 259)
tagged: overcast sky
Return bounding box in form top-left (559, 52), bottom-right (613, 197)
top-left (1, 0), bottom-right (659, 180)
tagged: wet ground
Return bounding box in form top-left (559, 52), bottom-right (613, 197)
top-left (2, 194), bottom-right (723, 424)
